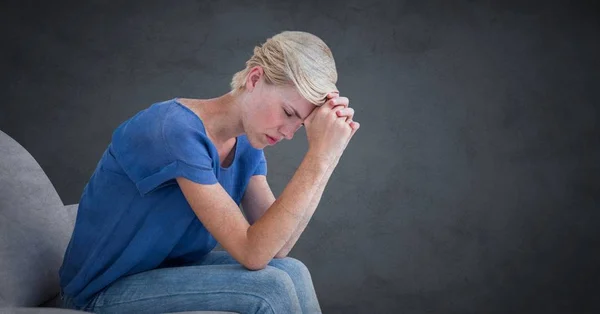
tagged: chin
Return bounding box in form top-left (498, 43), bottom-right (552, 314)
top-left (247, 133), bottom-right (267, 149)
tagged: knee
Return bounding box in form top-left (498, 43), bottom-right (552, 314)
top-left (252, 267), bottom-right (301, 311)
top-left (256, 266), bottom-right (296, 291)
top-left (271, 257), bottom-right (312, 280)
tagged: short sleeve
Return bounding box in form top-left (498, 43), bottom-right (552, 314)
top-left (110, 102), bottom-right (218, 196)
top-left (253, 150), bottom-right (268, 176)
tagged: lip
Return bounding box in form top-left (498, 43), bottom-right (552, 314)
top-left (266, 135), bottom-right (279, 145)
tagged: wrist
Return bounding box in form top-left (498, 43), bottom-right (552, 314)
top-left (305, 150), bottom-right (336, 171)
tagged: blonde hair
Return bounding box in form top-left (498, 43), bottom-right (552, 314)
top-left (230, 31), bottom-right (338, 106)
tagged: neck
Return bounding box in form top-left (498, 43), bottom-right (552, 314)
top-left (194, 91), bottom-right (245, 146)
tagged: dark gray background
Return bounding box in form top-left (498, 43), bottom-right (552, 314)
top-left (1, 0), bottom-right (598, 313)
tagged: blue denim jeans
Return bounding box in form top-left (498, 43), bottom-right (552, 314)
top-left (62, 251), bottom-right (321, 313)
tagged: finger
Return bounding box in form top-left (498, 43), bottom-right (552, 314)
top-left (346, 118), bottom-right (360, 130)
top-left (349, 121), bottom-right (360, 139)
top-left (326, 91), bottom-right (340, 100)
top-left (332, 104), bottom-right (346, 111)
top-left (332, 106), bottom-right (349, 122)
top-left (335, 107), bottom-right (355, 120)
top-left (324, 92), bottom-right (339, 104)
top-left (342, 121), bottom-right (359, 150)
top-left (327, 96), bottom-right (349, 109)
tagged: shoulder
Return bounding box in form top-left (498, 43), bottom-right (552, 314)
top-left (119, 98), bottom-right (203, 134)
top-left (110, 99), bottom-right (173, 155)
top-left (110, 98), bottom-right (215, 163)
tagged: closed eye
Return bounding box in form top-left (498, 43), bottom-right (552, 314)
top-left (284, 109), bottom-right (293, 117)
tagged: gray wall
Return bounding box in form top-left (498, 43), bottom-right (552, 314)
top-left (1, 0), bottom-right (598, 313)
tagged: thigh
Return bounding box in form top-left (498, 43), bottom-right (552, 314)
top-left (88, 262), bottom-right (301, 314)
top-left (194, 250), bottom-right (311, 275)
top-left (194, 251), bottom-right (321, 314)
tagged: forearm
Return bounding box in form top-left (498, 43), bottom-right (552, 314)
top-left (246, 152), bottom-right (330, 267)
top-left (275, 156), bottom-right (338, 258)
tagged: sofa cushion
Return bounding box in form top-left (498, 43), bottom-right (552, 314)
top-left (0, 130), bottom-right (74, 307)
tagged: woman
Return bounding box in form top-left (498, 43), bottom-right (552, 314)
top-left (59, 31), bottom-right (360, 314)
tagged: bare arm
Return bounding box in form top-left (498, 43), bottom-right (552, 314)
top-left (243, 97), bottom-right (358, 257)
top-left (180, 95), bottom-right (357, 270)
top-left (177, 151), bottom-right (330, 270)
top-left (241, 160), bottom-right (335, 258)
top-left (274, 158), bottom-right (337, 257)
top-left (240, 175), bottom-right (274, 226)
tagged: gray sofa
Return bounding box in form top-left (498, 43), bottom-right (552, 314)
top-left (0, 130), bottom-right (233, 314)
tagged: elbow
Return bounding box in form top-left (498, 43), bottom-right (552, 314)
top-left (243, 253), bottom-right (285, 269)
top-left (242, 257), bottom-right (268, 270)
top-left (244, 252), bottom-right (286, 269)
top-left (241, 249), bottom-right (270, 270)
top-left (273, 252), bottom-right (288, 259)
top-left (244, 263), bottom-right (268, 271)
top-left (242, 229), bottom-right (274, 270)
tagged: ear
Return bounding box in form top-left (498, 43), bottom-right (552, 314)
top-left (245, 66), bottom-right (264, 92)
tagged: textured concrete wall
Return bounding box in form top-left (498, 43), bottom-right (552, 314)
top-left (1, 0), bottom-right (598, 313)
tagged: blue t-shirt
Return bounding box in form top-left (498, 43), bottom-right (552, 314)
top-left (59, 98), bottom-right (267, 308)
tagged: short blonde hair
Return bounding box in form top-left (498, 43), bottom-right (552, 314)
top-left (230, 31), bottom-right (338, 106)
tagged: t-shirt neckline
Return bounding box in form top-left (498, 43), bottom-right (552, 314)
top-left (172, 98), bottom-right (238, 171)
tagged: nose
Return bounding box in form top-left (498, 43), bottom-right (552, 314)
top-left (280, 123), bottom-right (302, 140)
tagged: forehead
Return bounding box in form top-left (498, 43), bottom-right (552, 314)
top-left (272, 85), bottom-right (314, 109)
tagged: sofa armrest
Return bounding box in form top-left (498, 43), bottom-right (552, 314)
top-left (63, 204), bottom-right (79, 229)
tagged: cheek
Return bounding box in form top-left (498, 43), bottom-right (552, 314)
top-left (260, 109), bottom-right (281, 128)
